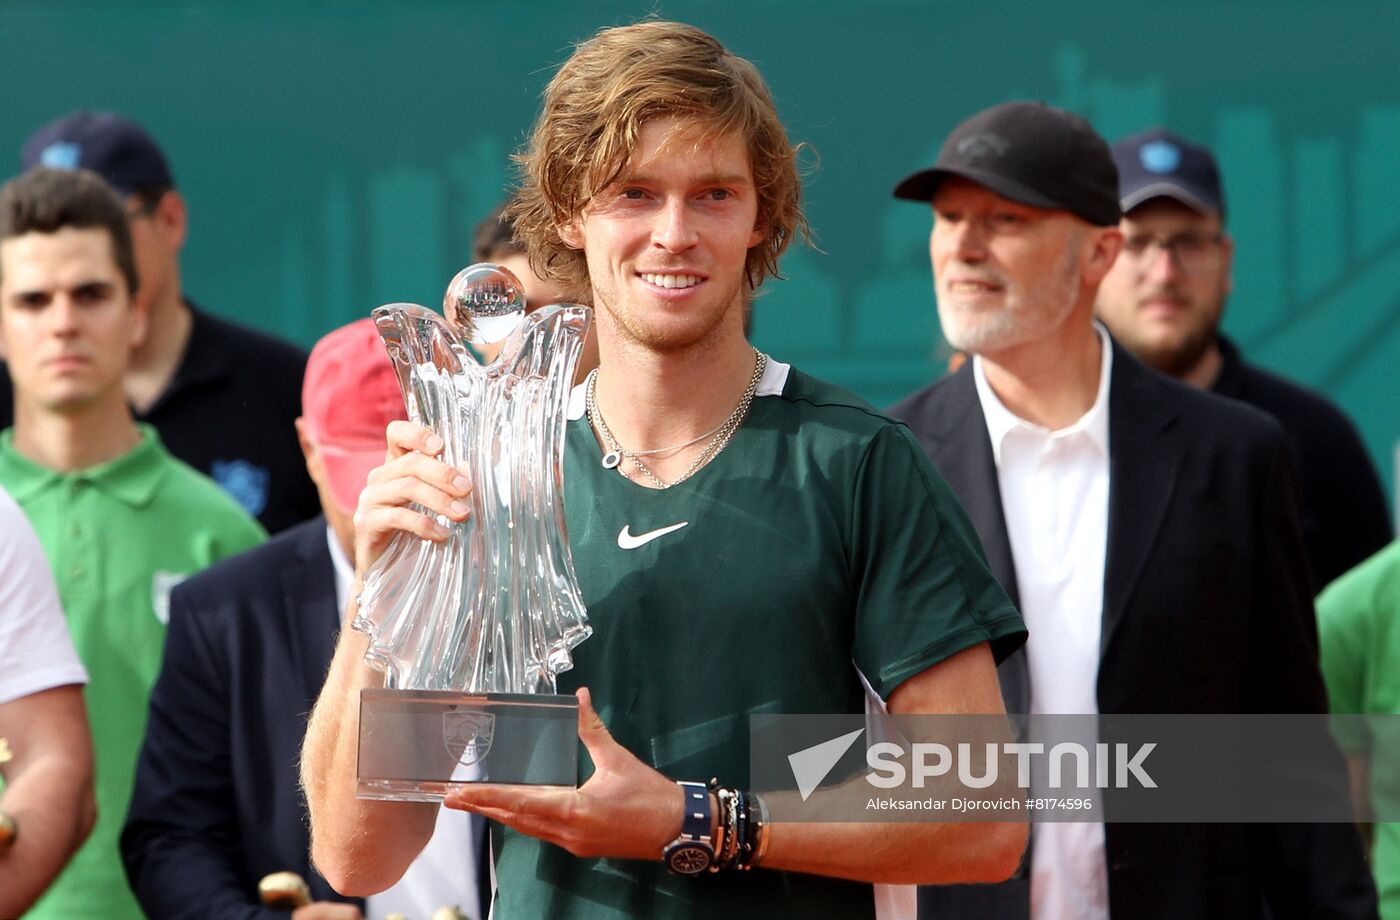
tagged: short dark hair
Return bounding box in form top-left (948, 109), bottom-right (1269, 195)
top-left (472, 200), bottom-right (524, 263)
top-left (129, 182), bottom-right (175, 217)
top-left (0, 167), bottom-right (139, 295)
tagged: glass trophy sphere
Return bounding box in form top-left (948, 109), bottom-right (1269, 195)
top-left (444, 263), bottom-right (527, 345)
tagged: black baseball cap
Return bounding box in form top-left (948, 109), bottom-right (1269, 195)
top-left (1111, 128), bottom-right (1224, 216)
top-left (20, 111), bottom-right (173, 196)
top-left (893, 100), bottom-right (1121, 226)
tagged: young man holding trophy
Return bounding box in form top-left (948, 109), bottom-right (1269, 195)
top-left (302, 20), bottom-right (1028, 919)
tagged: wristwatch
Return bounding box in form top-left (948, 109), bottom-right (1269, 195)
top-left (663, 781), bottom-right (715, 875)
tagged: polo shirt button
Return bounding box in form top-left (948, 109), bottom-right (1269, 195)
top-left (69, 566), bottom-right (83, 581)
top-left (69, 523), bottom-right (83, 538)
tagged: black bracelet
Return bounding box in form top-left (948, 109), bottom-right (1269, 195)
top-left (735, 791), bottom-right (771, 870)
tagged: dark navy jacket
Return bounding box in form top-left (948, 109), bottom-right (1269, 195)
top-left (121, 518), bottom-right (361, 918)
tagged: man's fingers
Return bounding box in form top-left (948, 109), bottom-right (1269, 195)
top-left (446, 785), bottom-right (566, 816)
top-left (443, 795), bottom-right (582, 852)
top-left (366, 451), bottom-right (471, 499)
top-left (360, 506), bottom-right (450, 544)
top-left (352, 451), bottom-right (472, 570)
top-left (384, 420), bottom-right (442, 460)
top-left (455, 804), bottom-right (567, 845)
top-left (360, 475), bottom-right (470, 526)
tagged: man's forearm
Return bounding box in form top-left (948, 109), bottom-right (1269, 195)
top-left (762, 817), bottom-right (1025, 885)
top-left (300, 603), bottom-right (437, 896)
top-left (726, 751), bottom-right (1026, 885)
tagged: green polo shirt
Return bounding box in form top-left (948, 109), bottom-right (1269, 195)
top-left (1319, 541), bottom-right (1400, 919)
top-left (0, 425), bottom-right (265, 920)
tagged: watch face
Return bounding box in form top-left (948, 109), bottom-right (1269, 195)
top-left (666, 843), bottom-right (713, 876)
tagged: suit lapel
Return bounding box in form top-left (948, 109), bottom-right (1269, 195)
top-left (1101, 345), bottom-right (1183, 660)
top-left (915, 366), bottom-right (1029, 714)
top-left (282, 519), bottom-right (342, 706)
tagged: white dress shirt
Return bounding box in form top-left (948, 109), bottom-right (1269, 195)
top-left (972, 325), bottom-right (1113, 920)
top-left (329, 527), bottom-right (488, 920)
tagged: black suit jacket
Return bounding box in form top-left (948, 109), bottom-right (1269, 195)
top-left (889, 341), bottom-right (1376, 919)
top-left (120, 518), bottom-right (358, 918)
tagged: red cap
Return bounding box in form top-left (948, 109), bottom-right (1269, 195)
top-left (302, 318), bottom-right (406, 515)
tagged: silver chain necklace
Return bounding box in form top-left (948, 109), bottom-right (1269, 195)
top-left (586, 349), bottom-right (767, 490)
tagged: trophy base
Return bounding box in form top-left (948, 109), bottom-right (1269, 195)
top-left (357, 689), bottom-right (578, 801)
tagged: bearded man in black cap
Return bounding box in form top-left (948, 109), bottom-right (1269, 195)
top-left (1095, 128), bottom-right (1391, 593)
top-left (888, 101), bottom-right (1376, 919)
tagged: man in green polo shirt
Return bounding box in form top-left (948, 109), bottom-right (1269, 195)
top-left (0, 166), bottom-right (265, 919)
top-left (1319, 540), bottom-right (1400, 918)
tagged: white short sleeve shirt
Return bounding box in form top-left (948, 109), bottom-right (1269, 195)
top-left (0, 484), bottom-right (87, 706)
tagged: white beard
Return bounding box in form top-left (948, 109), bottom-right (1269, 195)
top-left (937, 246), bottom-right (1082, 355)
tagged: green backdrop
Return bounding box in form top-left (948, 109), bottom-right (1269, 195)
top-left (3, 0), bottom-right (1396, 515)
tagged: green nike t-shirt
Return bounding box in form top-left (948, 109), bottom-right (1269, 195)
top-left (493, 359), bottom-right (1025, 920)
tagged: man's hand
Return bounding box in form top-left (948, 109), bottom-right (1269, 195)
top-left (444, 688), bottom-right (683, 860)
top-left (354, 421), bottom-right (473, 575)
top-left (302, 420), bottom-right (465, 893)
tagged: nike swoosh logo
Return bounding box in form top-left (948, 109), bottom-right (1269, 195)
top-left (617, 521), bottom-right (689, 550)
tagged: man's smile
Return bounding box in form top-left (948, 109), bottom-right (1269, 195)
top-left (638, 271), bottom-right (706, 290)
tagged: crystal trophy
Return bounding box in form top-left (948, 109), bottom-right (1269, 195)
top-left (353, 263), bottom-right (591, 801)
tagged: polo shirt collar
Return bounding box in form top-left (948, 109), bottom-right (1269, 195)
top-left (0, 424), bottom-right (169, 508)
top-left (971, 322), bottom-right (1113, 466)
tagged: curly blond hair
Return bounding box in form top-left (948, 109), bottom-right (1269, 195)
top-left (507, 21), bottom-right (809, 301)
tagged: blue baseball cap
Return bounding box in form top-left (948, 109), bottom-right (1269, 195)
top-left (1111, 128), bottom-right (1224, 217)
top-left (20, 111), bottom-right (173, 196)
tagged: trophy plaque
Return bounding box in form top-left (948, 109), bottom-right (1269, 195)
top-left (353, 263), bottom-right (591, 801)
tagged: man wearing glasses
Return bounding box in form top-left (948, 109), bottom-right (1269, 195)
top-left (1095, 128), bottom-right (1391, 592)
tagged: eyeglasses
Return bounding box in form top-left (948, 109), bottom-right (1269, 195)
top-left (1120, 232), bottom-right (1224, 275)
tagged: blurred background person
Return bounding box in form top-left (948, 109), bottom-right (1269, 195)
top-left (122, 317), bottom-right (488, 920)
top-left (4, 111), bottom-right (318, 533)
top-left (0, 166), bottom-right (265, 920)
top-left (1095, 128), bottom-right (1392, 591)
top-left (0, 485), bottom-right (95, 917)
